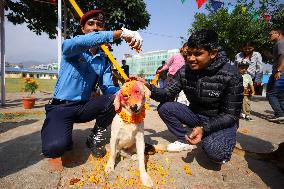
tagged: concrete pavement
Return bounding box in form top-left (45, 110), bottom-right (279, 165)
top-left (0, 92), bottom-right (283, 189)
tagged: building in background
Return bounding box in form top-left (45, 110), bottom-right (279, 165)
top-left (31, 62), bottom-right (58, 70)
top-left (125, 49), bottom-right (179, 81)
top-left (5, 67), bottom-right (57, 79)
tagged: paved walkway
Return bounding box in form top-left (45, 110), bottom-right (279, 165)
top-left (0, 92), bottom-right (283, 189)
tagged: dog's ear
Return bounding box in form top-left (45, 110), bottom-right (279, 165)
top-left (114, 91), bottom-right (121, 111)
top-left (143, 84), bottom-right (151, 99)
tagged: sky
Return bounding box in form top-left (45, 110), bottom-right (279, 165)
top-left (5, 0), bottom-right (207, 65)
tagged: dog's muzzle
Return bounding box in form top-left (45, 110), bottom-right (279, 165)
top-left (130, 104), bottom-right (139, 113)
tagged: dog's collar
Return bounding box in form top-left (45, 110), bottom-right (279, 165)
top-left (116, 106), bottom-right (146, 124)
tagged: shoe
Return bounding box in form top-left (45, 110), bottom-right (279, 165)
top-left (245, 116), bottom-right (254, 121)
top-left (86, 126), bottom-right (107, 158)
top-left (210, 159), bottom-right (226, 165)
top-left (167, 141), bottom-right (196, 152)
top-left (267, 116), bottom-right (284, 122)
top-left (145, 143), bottom-right (156, 155)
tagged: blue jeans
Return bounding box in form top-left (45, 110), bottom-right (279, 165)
top-left (158, 102), bottom-right (237, 162)
top-left (158, 79), bottom-right (166, 89)
top-left (267, 75), bottom-right (284, 117)
top-left (41, 94), bottom-right (116, 158)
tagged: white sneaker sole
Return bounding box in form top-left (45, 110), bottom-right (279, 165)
top-left (167, 145), bottom-right (197, 152)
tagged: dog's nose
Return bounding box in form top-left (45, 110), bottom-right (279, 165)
top-left (130, 104), bottom-right (139, 113)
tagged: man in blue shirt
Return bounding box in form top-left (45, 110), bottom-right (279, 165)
top-left (41, 9), bottom-right (142, 170)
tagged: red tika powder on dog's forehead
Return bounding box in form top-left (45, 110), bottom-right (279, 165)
top-left (121, 80), bottom-right (140, 96)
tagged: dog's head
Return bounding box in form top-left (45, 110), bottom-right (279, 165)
top-left (114, 80), bottom-right (151, 114)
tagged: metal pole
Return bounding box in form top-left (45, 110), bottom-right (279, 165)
top-left (57, 0), bottom-right (62, 72)
top-left (63, 0), bottom-right (67, 39)
top-left (0, 0), bottom-right (5, 106)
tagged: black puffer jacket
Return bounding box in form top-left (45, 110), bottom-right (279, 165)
top-left (150, 51), bottom-right (244, 135)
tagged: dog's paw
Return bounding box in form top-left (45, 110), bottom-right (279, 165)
top-left (105, 163), bottom-right (114, 173)
top-left (141, 172), bottom-right (154, 188)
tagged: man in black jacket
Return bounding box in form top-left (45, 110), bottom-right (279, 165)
top-left (137, 29), bottom-right (243, 164)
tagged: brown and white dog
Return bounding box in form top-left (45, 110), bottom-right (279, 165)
top-left (105, 80), bottom-right (153, 187)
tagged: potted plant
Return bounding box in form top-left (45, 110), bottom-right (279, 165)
top-left (22, 77), bottom-right (39, 109)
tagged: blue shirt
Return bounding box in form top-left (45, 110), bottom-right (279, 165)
top-left (53, 31), bottom-right (119, 101)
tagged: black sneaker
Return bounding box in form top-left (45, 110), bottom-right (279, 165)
top-left (145, 143), bottom-right (156, 155)
top-left (86, 126), bottom-right (107, 158)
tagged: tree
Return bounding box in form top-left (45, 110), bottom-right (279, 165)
top-left (5, 0), bottom-right (150, 39)
top-left (189, 0), bottom-right (283, 62)
top-left (138, 69), bottom-right (144, 78)
top-left (270, 4), bottom-right (284, 30)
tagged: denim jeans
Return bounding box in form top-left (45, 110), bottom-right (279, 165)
top-left (266, 75), bottom-right (284, 117)
top-left (158, 102), bottom-right (237, 162)
top-left (41, 94), bottom-right (116, 158)
top-left (158, 79), bottom-right (166, 89)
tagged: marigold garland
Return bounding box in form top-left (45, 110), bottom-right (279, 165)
top-left (116, 106), bottom-right (146, 124)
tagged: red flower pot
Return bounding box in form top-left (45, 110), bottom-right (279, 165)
top-left (22, 97), bottom-right (36, 109)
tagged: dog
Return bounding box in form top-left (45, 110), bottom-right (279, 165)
top-left (105, 80), bottom-right (153, 187)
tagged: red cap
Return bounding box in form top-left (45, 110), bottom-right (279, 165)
top-left (104, 44), bottom-right (113, 51)
top-left (80, 9), bottom-right (106, 26)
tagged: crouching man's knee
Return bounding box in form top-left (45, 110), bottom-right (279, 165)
top-left (157, 102), bottom-right (175, 118)
top-left (42, 139), bottom-right (70, 158)
top-left (202, 139), bottom-right (234, 164)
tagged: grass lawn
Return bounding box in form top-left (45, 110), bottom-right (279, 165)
top-left (1, 78), bottom-right (56, 93)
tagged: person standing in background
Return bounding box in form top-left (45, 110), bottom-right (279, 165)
top-left (157, 43), bottom-right (189, 105)
top-left (156, 61), bottom-right (168, 88)
top-left (121, 59), bottom-right (129, 77)
top-left (235, 41), bottom-right (263, 95)
top-left (157, 43), bottom-right (188, 80)
top-left (238, 61), bottom-right (255, 121)
top-left (267, 28), bottom-right (284, 122)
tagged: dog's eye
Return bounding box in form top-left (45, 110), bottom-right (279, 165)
top-left (123, 94), bottom-right (128, 98)
top-left (134, 90), bottom-right (140, 94)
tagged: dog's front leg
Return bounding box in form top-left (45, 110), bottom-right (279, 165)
top-left (136, 128), bottom-right (154, 188)
top-left (105, 128), bottom-right (118, 173)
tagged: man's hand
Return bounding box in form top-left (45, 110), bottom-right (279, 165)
top-left (185, 127), bottom-right (204, 145)
top-left (121, 27), bottom-right (143, 51)
top-left (274, 72), bottom-right (282, 80)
